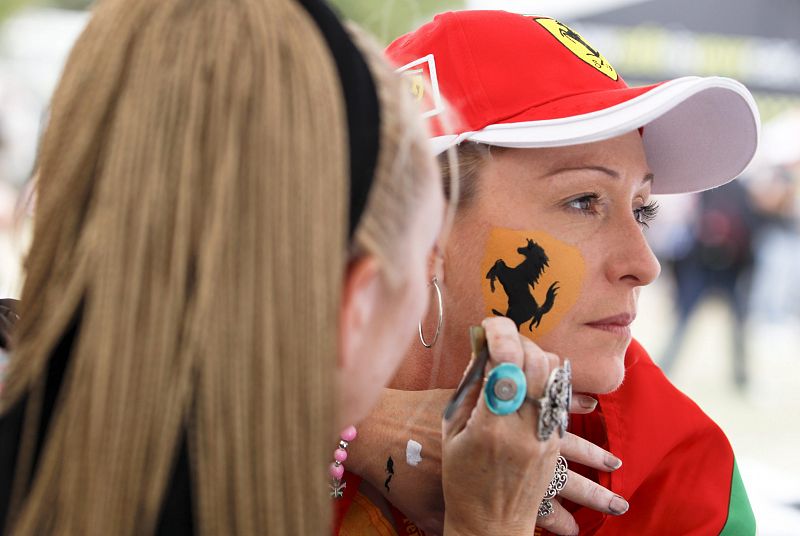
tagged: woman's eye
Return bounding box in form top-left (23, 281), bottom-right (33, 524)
top-left (633, 200), bottom-right (660, 228)
top-left (567, 194), bottom-right (598, 213)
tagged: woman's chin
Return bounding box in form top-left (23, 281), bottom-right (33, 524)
top-left (570, 349), bottom-right (627, 394)
top-left (537, 326), bottom-right (629, 394)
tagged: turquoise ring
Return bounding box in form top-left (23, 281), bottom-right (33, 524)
top-left (484, 363), bottom-right (527, 415)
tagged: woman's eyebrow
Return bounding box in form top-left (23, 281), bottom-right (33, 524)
top-left (546, 165), bottom-right (654, 184)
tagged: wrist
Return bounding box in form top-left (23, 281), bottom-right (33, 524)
top-left (345, 390), bottom-right (396, 480)
top-left (443, 514), bottom-right (533, 536)
top-left (443, 515), bottom-right (481, 536)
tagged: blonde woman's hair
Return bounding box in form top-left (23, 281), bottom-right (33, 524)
top-left (0, 0), bottom-right (440, 534)
top-left (348, 26), bottom-right (452, 283)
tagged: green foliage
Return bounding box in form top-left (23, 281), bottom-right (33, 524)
top-left (48, 0), bottom-right (92, 9)
top-left (0, 0), bottom-right (31, 22)
top-left (3, 0), bottom-right (459, 33)
top-left (0, 0), bottom-right (91, 22)
top-left (330, 0), bottom-right (464, 43)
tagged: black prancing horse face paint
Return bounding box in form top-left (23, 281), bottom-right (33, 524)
top-left (482, 229), bottom-right (586, 342)
top-left (486, 238), bottom-right (560, 332)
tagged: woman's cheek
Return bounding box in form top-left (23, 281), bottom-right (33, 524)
top-left (480, 228), bottom-right (586, 343)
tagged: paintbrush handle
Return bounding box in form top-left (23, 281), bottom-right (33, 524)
top-left (443, 326), bottom-right (489, 421)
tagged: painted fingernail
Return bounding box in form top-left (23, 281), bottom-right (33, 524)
top-left (609, 495), bottom-right (629, 515)
top-left (604, 455), bottom-right (622, 470)
top-left (577, 395), bottom-right (597, 409)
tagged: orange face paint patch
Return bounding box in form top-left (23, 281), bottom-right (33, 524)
top-left (481, 228), bottom-right (585, 341)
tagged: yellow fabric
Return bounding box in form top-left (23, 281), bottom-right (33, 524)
top-left (339, 491), bottom-right (398, 536)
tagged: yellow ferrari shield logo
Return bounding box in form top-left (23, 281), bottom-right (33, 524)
top-left (396, 54), bottom-right (445, 119)
top-left (406, 69), bottom-right (425, 101)
top-left (534, 18), bottom-right (618, 81)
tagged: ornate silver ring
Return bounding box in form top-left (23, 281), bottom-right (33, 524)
top-left (537, 498), bottom-right (554, 518)
top-left (531, 360), bottom-right (572, 441)
top-left (544, 455), bottom-right (569, 499)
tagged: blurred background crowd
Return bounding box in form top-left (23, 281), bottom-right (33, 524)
top-left (0, 0), bottom-right (798, 533)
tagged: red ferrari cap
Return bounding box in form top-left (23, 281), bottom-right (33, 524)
top-left (386, 10), bottom-right (760, 194)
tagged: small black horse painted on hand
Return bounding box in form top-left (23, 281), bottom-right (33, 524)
top-left (486, 239), bottom-right (559, 332)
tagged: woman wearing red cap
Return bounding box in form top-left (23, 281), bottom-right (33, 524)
top-left (337, 10), bottom-right (759, 536)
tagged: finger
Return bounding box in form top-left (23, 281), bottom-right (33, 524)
top-left (536, 499), bottom-right (579, 536)
top-left (561, 432), bottom-right (622, 472)
top-left (517, 338), bottom-right (549, 423)
top-left (569, 393), bottom-right (598, 414)
top-left (543, 351), bottom-right (560, 376)
top-left (466, 320), bottom-right (531, 431)
top-left (449, 319), bottom-right (527, 437)
top-left (481, 317), bottom-right (524, 367)
top-left (520, 338), bottom-right (549, 400)
top-left (518, 343), bottom-right (569, 441)
top-left (559, 470), bottom-right (630, 516)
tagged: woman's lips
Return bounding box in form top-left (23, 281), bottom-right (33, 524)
top-left (585, 313), bottom-right (635, 336)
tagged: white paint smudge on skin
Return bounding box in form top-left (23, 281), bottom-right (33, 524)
top-left (406, 439), bottom-right (423, 467)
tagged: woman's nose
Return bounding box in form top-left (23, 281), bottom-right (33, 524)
top-left (606, 219), bottom-right (661, 287)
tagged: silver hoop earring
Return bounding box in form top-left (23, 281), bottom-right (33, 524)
top-left (419, 276), bottom-right (443, 348)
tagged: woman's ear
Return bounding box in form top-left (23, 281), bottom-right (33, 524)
top-left (339, 255), bottom-right (382, 372)
top-left (429, 242), bottom-right (445, 283)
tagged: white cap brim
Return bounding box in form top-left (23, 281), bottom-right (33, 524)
top-left (432, 76), bottom-right (760, 195)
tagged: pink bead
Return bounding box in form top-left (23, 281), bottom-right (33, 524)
top-left (340, 425), bottom-right (357, 442)
top-left (334, 448), bottom-right (348, 463)
top-left (330, 462), bottom-right (344, 481)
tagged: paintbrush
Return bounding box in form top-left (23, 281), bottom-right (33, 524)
top-left (443, 326), bottom-right (489, 421)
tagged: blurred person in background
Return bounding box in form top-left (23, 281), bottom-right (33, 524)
top-left (749, 161), bottom-right (800, 323)
top-left (336, 10), bottom-right (760, 536)
top-left (0, 0), bottom-right (586, 535)
top-left (659, 179), bottom-right (760, 389)
top-left (0, 116), bottom-right (18, 295)
top-left (0, 71), bottom-right (39, 302)
top-left (0, 98), bottom-right (18, 385)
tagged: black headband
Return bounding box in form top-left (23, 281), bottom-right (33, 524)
top-left (296, 0), bottom-right (381, 239)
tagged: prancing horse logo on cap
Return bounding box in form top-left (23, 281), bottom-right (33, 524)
top-left (534, 18), bottom-right (618, 81)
